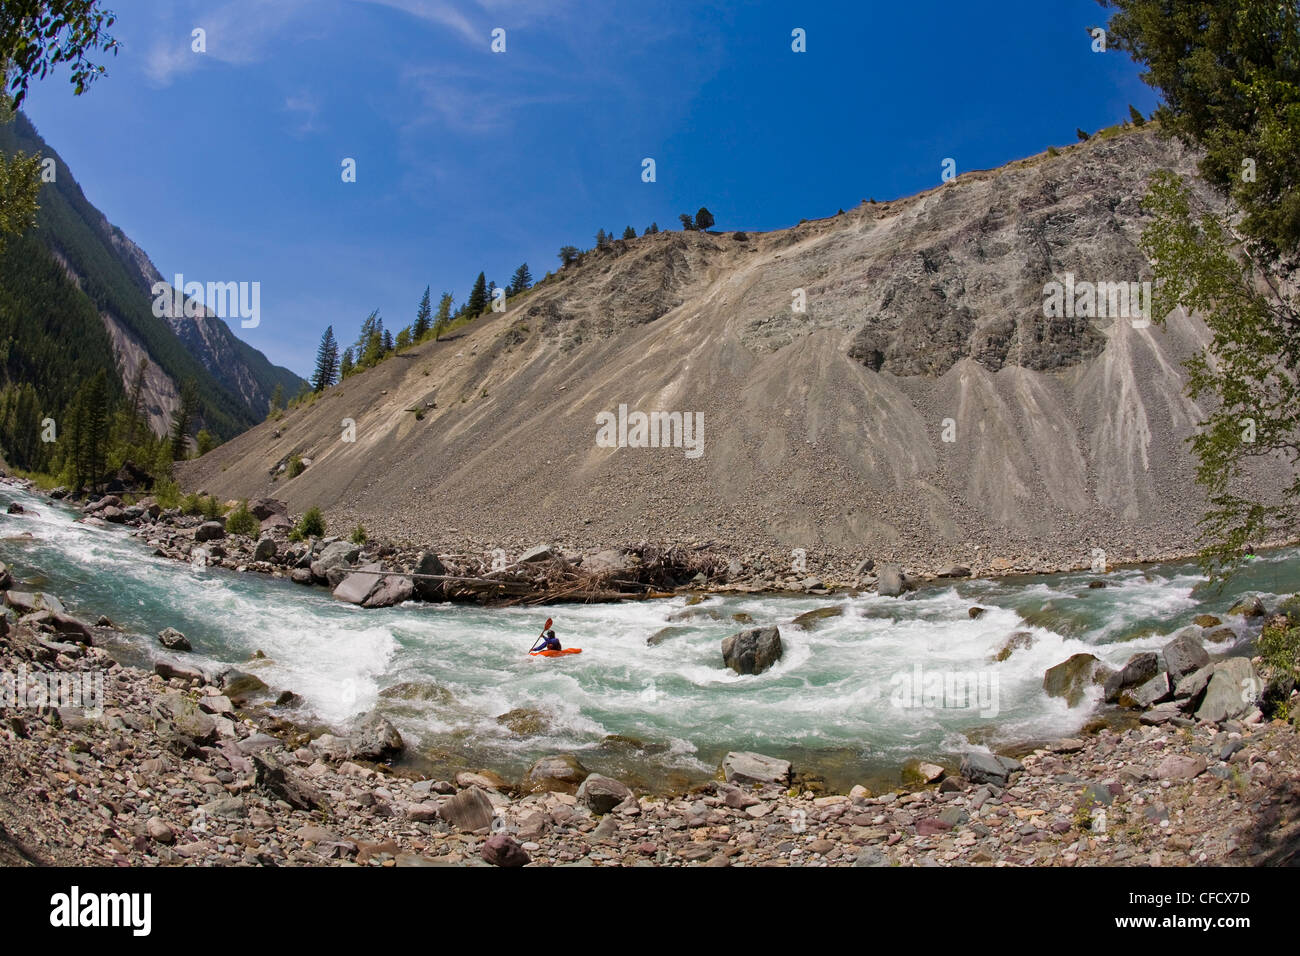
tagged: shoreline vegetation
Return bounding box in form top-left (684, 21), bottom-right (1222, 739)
top-left (0, 476), bottom-right (1298, 865)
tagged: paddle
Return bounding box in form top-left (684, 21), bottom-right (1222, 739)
top-left (530, 617), bottom-right (554, 653)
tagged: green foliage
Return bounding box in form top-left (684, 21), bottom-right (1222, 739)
top-left (1257, 619), bottom-right (1300, 677)
top-left (1100, 0), bottom-right (1300, 259)
top-left (169, 377), bottom-right (197, 460)
top-left (199, 494), bottom-right (224, 520)
top-left (1076, 128), bottom-right (1090, 141)
top-left (180, 492), bottom-right (201, 515)
top-left (1141, 171), bottom-right (1300, 579)
top-left (338, 348), bottom-right (354, 379)
top-left (678, 212), bottom-right (694, 231)
top-left (621, 225), bottom-right (636, 240)
top-left (312, 325), bottom-right (339, 392)
top-left (558, 245), bottom-right (579, 268)
top-left (1127, 104), bottom-right (1146, 127)
top-left (195, 428), bottom-right (214, 456)
top-left (694, 207), bottom-right (715, 231)
top-left (506, 263), bottom-right (532, 297)
top-left (413, 285), bottom-right (432, 339)
top-left (395, 326), bottom-right (411, 350)
top-left (0, 148), bottom-right (40, 253)
top-left (431, 292), bottom-right (453, 339)
top-left (63, 367), bottom-right (109, 488)
top-left (286, 453), bottom-right (304, 479)
top-left (152, 476), bottom-right (179, 509)
top-left (0, 1), bottom-right (120, 108)
top-left (465, 271), bottom-right (488, 316)
top-left (224, 499), bottom-right (259, 537)
top-left (349, 523), bottom-right (367, 545)
top-left (293, 505), bottom-right (324, 540)
top-left (1046, 145), bottom-right (1060, 157)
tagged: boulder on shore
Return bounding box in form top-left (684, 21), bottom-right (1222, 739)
top-left (347, 711), bottom-right (404, 761)
top-left (721, 626), bottom-right (783, 675)
top-left (312, 541), bottom-right (361, 582)
top-left (523, 754), bottom-right (590, 793)
top-left (332, 562), bottom-right (384, 605)
top-left (194, 520), bottom-right (226, 542)
top-left (1163, 633), bottom-right (1210, 685)
top-left (412, 551), bottom-right (446, 600)
top-left (1195, 658), bottom-right (1259, 723)
top-left (577, 773), bottom-right (632, 814)
top-left (1103, 652), bottom-right (1160, 703)
top-left (721, 751), bottom-right (791, 787)
top-left (363, 574), bottom-right (413, 608)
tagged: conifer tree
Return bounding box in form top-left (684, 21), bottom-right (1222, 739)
top-left (507, 263), bottom-right (532, 296)
top-left (312, 326), bottom-right (340, 392)
top-left (413, 286), bottom-right (432, 339)
top-left (170, 378), bottom-right (198, 461)
top-left (466, 271), bottom-right (488, 316)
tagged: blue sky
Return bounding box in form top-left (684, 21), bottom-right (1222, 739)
top-left (20, 0), bottom-right (1158, 379)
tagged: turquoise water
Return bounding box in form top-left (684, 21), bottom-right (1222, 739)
top-left (2, 482), bottom-right (1296, 792)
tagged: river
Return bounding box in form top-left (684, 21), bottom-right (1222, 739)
top-left (2, 482), bottom-right (1296, 793)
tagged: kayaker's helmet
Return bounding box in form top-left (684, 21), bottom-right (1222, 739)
top-left (546, 630), bottom-right (556, 640)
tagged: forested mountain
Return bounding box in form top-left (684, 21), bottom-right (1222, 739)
top-left (0, 110), bottom-right (303, 476)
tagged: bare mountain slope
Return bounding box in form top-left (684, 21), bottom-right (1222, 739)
top-left (178, 128), bottom-right (1296, 575)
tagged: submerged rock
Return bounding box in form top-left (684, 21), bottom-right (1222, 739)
top-left (993, 631), bottom-right (1034, 662)
top-left (792, 606), bottom-right (843, 630)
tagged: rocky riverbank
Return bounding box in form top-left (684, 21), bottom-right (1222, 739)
top-left (1, 560), bottom-right (1298, 866)
top-left (11, 477), bottom-right (1292, 609)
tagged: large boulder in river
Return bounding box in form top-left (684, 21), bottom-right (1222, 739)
top-left (157, 627), bottom-right (192, 652)
top-left (721, 626), bottom-right (783, 675)
top-left (1163, 633), bottom-right (1210, 684)
top-left (332, 562), bottom-right (384, 604)
top-left (792, 606), bottom-right (844, 630)
top-left (1195, 658), bottom-right (1259, 723)
top-left (577, 773), bottom-right (632, 814)
top-left (1043, 653), bottom-right (1115, 708)
top-left (876, 565), bottom-right (916, 597)
top-left (722, 751), bottom-right (792, 787)
top-left (1103, 652), bottom-right (1160, 703)
top-left (523, 754), bottom-right (590, 793)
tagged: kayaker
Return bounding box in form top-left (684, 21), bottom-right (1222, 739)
top-left (532, 629), bottom-right (562, 652)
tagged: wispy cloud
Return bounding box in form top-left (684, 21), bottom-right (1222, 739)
top-left (144, 0), bottom-right (315, 84)
top-left (350, 0), bottom-right (481, 45)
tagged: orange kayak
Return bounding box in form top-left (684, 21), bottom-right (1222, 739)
top-left (530, 648), bottom-right (583, 657)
